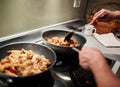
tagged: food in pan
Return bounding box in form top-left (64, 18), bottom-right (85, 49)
top-left (0, 49), bottom-right (51, 76)
top-left (45, 36), bottom-right (80, 47)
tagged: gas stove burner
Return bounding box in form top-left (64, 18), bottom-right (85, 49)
top-left (33, 39), bottom-right (111, 87)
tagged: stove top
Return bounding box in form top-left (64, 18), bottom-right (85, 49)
top-left (0, 38), bottom-right (116, 87)
top-left (30, 39), bottom-right (114, 87)
top-left (6, 61), bottom-right (114, 87)
top-left (51, 67), bottom-right (96, 87)
top-left (48, 57), bottom-right (114, 87)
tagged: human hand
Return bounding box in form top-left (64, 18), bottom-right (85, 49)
top-left (90, 9), bottom-right (115, 24)
top-left (78, 47), bottom-right (106, 70)
top-left (79, 47), bottom-right (120, 87)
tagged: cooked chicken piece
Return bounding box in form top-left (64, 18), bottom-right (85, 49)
top-left (45, 37), bottom-right (80, 47)
top-left (0, 49), bottom-right (51, 76)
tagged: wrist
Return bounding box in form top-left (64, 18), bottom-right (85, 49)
top-left (88, 55), bottom-right (108, 72)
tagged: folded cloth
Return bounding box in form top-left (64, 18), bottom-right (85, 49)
top-left (93, 33), bottom-right (120, 47)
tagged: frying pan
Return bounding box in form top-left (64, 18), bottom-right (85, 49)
top-left (41, 29), bottom-right (86, 71)
top-left (41, 29), bottom-right (87, 55)
top-left (0, 43), bottom-right (56, 87)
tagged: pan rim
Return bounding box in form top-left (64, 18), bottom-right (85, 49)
top-left (41, 29), bottom-right (87, 48)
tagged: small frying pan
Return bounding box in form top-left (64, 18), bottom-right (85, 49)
top-left (41, 29), bottom-right (86, 71)
top-left (41, 29), bottom-right (87, 55)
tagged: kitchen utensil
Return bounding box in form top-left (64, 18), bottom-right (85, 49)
top-left (64, 31), bottom-right (74, 42)
top-left (0, 43), bottom-right (56, 87)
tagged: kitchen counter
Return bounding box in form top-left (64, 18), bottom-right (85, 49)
top-left (0, 20), bottom-right (120, 62)
top-left (82, 33), bottom-right (120, 61)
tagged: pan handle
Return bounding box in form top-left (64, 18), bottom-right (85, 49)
top-left (72, 46), bottom-right (83, 53)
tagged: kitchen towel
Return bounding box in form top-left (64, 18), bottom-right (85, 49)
top-left (93, 33), bottom-right (120, 47)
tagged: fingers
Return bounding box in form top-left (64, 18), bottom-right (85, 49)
top-left (90, 9), bottom-right (110, 24)
top-left (79, 47), bottom-right (89, 69)
top-left (79, 47), bottom-right (92, 69)
top-left (79, 47), bottom-right (103, 70)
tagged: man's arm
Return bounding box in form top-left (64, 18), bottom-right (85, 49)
top-left (79, 47), bottom-right (120, 87)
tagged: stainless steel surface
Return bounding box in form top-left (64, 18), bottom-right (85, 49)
top-left (66, 25), bottom-right (83, 32)
top-left (112, 61), bottom-right (120, 74)
top-left (0, 20), bottom-right (120, 86)
top-left (0, 21), bottom-right (120, 61)
top-left (83, 34), bottom-right (120, 55)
